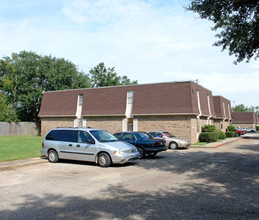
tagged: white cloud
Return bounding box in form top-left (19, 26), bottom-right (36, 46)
top-left (0, 0), bottom-right (258, 107)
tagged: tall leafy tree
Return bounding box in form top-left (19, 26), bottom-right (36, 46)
top-left (0, 92), bottom-right (19, 122)
top-left (188, 0), bottom-right (259, 64)
top-left (0, 51), bottom-right (90, 121)
top-left (232, 104), bottom-right (259, 113)
top-left (89, 62), bottom-right (138, 87)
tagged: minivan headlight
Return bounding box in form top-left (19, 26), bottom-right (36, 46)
top-left (113, 150), bottom-right (121, 155)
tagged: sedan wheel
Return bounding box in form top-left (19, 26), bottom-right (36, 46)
top-left (169, 141), bottom-right (178, 150)
top-left (137, 147), bottom-right (145, 158)
top-left (98, 153), bottom-right (112, 167)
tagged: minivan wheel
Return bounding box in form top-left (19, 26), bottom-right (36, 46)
top-left (98, 153), bottom-right (111, 167)
top-left (48, 150), bottom-right (59, 163)
top-left (137, 147), bottom-right (145, 158)
top-left (169, 142), bottom-right (178, 150)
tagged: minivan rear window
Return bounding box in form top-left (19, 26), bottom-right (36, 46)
top-left (46, 130), bottom-right (78, 142)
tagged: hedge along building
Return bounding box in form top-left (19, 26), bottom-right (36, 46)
top-left (231, 112), bottom-right (259, 129)
top-left (38, 81), bottom-right (231, 143)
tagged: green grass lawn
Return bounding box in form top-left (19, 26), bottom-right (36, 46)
top-left (192, 142), bottom-right (207, 145)
top-left (0, 136), bottom-right (43, 162)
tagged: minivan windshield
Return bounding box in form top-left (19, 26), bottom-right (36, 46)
top-left (90, 130), bottom-right (118, 142)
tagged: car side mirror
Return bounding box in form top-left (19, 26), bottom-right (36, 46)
top-left (87, 140), bottom-right (95, 144)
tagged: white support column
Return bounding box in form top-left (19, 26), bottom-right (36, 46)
top-left (75, 94), bottom-right (84, 127)
top-left (133, 118), bottom-right (138, 131)
top-left (122, 118), bottom-right (127, 132)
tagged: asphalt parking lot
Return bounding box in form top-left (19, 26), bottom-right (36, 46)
top-left (0, 134), bottom-right (259, 219)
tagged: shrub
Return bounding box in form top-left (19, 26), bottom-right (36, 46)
top-left (202, 125), bottom-right (216, 132)
top-left (226, 131), bottom-right (235, 137)
top-left (199, 132), bottom-right (218, 142)
top-left (227, 125), bottom-right (235, 131)
top-left (256, 126), bottom-right (259, 131)
top-left (216, 129), bottom-right (226, 139)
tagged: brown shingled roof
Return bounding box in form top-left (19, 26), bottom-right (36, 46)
top-left (232, 112), bottom-right (258, 123)
top-left (38, 81), bottom-right (218, 117)
top-left (213, 96), bottom-right (232, 120)
top-left (38, 90), bottom-right (79, 116)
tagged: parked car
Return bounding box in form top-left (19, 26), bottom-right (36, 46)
top-left (241, 127), bottom-right (256, 132)
top-left (113, 132), bottom-right (167, 158)
top-left (148, 131), bottom-right (191, 149)
top-left (234, 129), bottom-right (246, 136)
top-left (41, 128), bottom-right (140, 167)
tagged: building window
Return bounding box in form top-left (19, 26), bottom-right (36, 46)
top-left (196, 90), bottom-right (202, 115)
top-left (78, 94), bottom-right (83, 106)
top-left (223, 101), bottom-right (226, 118)
top-left (125, 91), bottom-right (134, 119)
top-left (127, 91), bottom-right (134, 104)
top-left (78, 118), bottom-right (83, 127)
top-left (128, 118), bottom-right (133, 131)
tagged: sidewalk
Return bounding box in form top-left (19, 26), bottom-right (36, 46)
top-left (0, 157), bottom-right (48, 171)
top-left (189, 137), bottom-right (241, 149)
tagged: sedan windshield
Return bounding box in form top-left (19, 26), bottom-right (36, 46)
top-left (163, 132), bottom-right (176, 138)
top-left (90, 130), bottom-right (118, 142)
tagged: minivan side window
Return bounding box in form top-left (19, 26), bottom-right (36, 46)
top-left (78, 131), bottom-right (94, 143)
top-left (45, 130), bottom-right (60, 141)
top-left (60, 130), bottom-right (78, 142)
top-left (45, 130), bottom-right (78, 142)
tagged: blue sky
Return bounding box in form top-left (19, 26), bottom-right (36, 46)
top-left (1, 0), bottom-right (258, 107)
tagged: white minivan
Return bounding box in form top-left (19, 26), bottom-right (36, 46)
top-left (41, 128), bottom-right (140, 167)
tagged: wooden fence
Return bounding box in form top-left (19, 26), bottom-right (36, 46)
top-left (0, 122), bottom-right (40, 136)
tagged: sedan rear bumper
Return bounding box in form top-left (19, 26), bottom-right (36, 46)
top-left (144, 145), bottom-right (168, 153)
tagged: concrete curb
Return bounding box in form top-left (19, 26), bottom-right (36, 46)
top-left (189, 137), bottom-right (241, 149)
top-left (212, 138), bottom-right (241, 148)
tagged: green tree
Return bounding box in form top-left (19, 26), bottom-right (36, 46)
top-left (0, 51), bottom-right (90, 121)
top-left (89, 62), bottom-right (138, 87)
top-left (188, 0), bottom-right (259, 64)
top-left (0, 92), bottom-right (19, 122)
top-left (232, 104), bottom-right (259, 113)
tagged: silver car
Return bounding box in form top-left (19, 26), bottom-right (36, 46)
top-left (148, 131), bottom-right (190, 149)
top-left (41, 128), bottom-right (140, 167)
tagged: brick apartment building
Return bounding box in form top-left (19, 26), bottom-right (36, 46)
top-left (38, 81), bottom-right (232, 143)
top-left (232, 112), bottom-right (259, 129)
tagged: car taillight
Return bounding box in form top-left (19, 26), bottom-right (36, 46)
top-left (152, 142), bottom-right (162, 146)
top-left (42, 142), bottom-right (44, 149)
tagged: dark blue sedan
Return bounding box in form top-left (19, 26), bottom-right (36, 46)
top-left (114, 132), bottom-right (167, 158)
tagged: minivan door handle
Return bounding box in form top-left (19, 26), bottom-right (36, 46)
top-left (68, 144), bottom-right (72, 147)
top-left (76, 145), bottom-right (80, 147)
